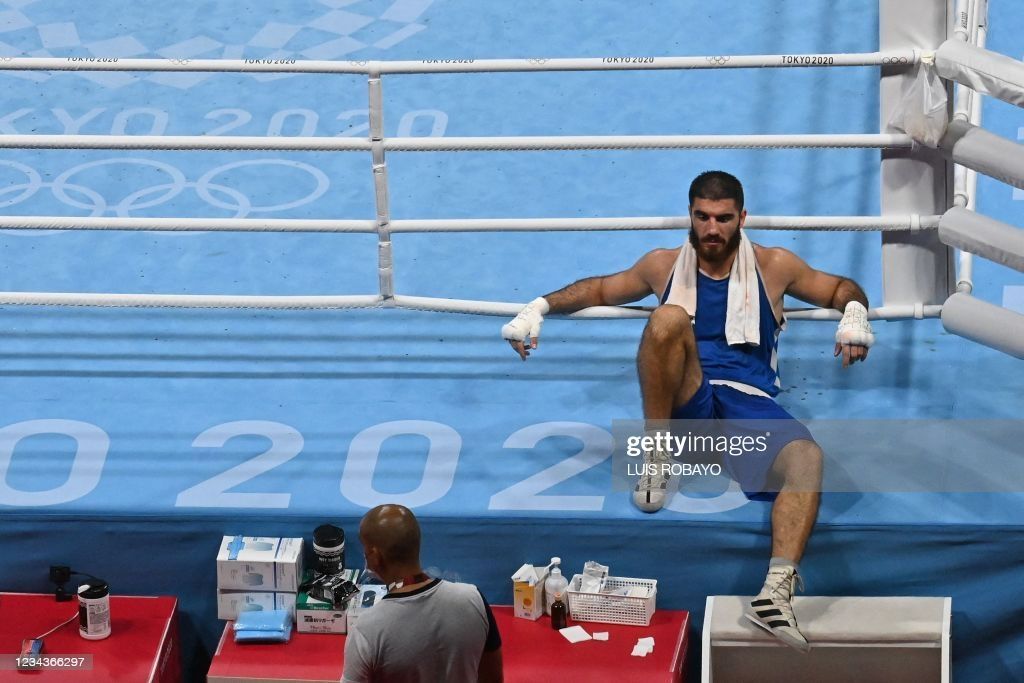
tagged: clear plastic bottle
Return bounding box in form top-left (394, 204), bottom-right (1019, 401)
top-left (544, 563), bottom-right (569, 629)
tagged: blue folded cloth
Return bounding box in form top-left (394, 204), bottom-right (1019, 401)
top-left (233, 609), bottom-right (293, 643)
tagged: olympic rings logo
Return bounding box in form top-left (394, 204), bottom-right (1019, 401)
top-left (167, 59), bottom-right (193, 66)
top-left (706, 56), bottom-right (731, 66)
top-left (881, 56), bottom-right (911, 65)
top-left (349, 60), bottom-right (369, 67)
top-left (0, 158), bottom-right (330, 235)
top-left (527, 59), bottom-right (549, 65)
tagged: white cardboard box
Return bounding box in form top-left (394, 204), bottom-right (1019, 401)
top-left (295, 568), bottom-right (360, 634)
top-left (216, 536), bottom-right (304, 592)
top-left (701, 595), bottom-right (951, 682)
top-left (510, 564), bottom-right (548, 621)
top-left (217, 590), bottom-right (296, 621)
top-left (296, 594), bottom-right (350, 635)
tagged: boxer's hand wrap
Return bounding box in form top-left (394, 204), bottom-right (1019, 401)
top-left (502, 297), bottom-right (549, 342)
top-left (835, 301), bottom-right (875, 347)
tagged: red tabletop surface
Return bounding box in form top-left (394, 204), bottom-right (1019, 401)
top-left (208, 607), bottom-right (689, 683)
top-left (494, 606), bottom-right (689, 683)
top-left (207, 626), bottom-right (345, 683)
top-left (0, 592), bottom-right (178, 683)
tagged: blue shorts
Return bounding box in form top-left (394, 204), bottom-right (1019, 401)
top-left (670, 378), bottom-right (815, 500)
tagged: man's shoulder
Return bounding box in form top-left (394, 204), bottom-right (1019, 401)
top-left (437, 580), bottom-right (484, 601)
top-left (753, 244), bottom-right (803, 271)
top-left (638, 247), bottom-right (680, 278)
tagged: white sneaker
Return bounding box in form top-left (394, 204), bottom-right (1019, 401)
top-left (631, 448), bottom-right (672, 512)
top-left (744, 565), bottom-right (810, 653)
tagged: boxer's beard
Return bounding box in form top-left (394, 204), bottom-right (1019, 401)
top-left (689, 227), bottom-right (742, 265)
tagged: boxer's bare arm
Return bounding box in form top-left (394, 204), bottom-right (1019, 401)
top-left (762, 247), bottom-right (871, 366)
top-left (761, 247), bottom-right (867, 310)
top-left (542, 249), bottom-right (675, 314)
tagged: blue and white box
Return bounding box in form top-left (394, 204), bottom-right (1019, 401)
top-left (216, 536), bottom-right (304, 592)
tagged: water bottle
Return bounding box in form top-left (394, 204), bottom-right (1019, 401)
top-left (544, 564), bottom-right (569, 630)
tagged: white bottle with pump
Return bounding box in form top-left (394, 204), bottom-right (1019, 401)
top-left (543, 557), bottom-right (568, 617)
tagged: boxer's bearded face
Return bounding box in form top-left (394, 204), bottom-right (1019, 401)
top-left (688, 197), bottom-right (745, 266)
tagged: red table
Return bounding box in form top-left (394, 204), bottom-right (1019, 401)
top-left (207, 626), bottom-right (344, 683)
top-left (495, 606), bottom-right (689, 682)
top-left (0, 592), bottom-right (179, 683)
top-left (208, 607), bottom-right (689, 683)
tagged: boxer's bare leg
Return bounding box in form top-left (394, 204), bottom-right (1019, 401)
top-left (633, 304), bottom-right (703, 512)
top-left (745, 439), bottom-right (823, 653)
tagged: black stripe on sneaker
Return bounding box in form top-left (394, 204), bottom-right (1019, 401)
top-left (751, 599), bottom-right (774, 607)
top-left (756, 609), bottom-right (783, 617)
top-left (767, 620), bottom-right (790, 628)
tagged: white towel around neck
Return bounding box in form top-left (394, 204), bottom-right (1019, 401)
top-left (664, 233), bottom-right (761, 346)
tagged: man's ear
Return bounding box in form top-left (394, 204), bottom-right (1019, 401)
top-left (738, 209), bottom-right (747, 228)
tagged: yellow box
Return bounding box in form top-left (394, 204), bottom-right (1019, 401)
top-left (510, 564), bottom-right (547, 621)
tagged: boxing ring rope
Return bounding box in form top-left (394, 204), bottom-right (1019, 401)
top-left (0, 215), bottom-right (940, 234)
top-left (0, 51), bottom-right (918, 75)
top-left (0, 39), bottom-right (1017, 329)
top-left (0, 290), bottom-right (941, 321)
top-left (0, 133), bottom-right (914, 152)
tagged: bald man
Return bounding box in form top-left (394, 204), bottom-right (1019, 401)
top-left (341, 504), bottom-right (503, 683)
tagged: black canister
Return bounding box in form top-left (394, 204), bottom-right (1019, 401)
top-left (313, 524), bottom-right (345, 575)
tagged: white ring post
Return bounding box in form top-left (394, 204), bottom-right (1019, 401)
top-left (368, 72), bottom-right (394, 302)
top-left (953, 0), bottom-right (974, 42)
top-left (879, 0), bottom-right (955, 310)
top-left (955, 5), bottom-right (988, 293)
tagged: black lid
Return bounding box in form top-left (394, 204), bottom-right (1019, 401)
top-left (77, 579), bottom-right (108, 599)
top-left (314, 524), bottom-right (345, 546)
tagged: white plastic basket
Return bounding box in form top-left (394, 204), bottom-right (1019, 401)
top-left (566, 574), bottom-right (657, 626)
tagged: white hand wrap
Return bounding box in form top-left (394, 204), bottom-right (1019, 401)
top-left (502, 297), bottom-right (549, 342)
top-left (835, 301), bottom-right (875, 347)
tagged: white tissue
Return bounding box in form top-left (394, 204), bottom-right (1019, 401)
top-left (558, 625), bottom-right (592, 644)
top-left (593, 632), bottom-right (609, 641)
top-left (631, 636), bottom-right (655, 657)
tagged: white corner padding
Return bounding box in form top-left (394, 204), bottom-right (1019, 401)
top-left (941, 293), bottom-right (1024, 360)
top-left (939, 120), bottom-right (1024, 190)
top-left (935, 39), bottom-right (1024, 108)
top-left (939, 208), bottom-right (1024, 274)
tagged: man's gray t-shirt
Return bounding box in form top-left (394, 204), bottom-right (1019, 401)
top-left (341, 579), bottom-right (500, 683)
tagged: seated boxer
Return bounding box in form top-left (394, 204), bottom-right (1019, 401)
top-left (501, 171), bottom-right (873, 652)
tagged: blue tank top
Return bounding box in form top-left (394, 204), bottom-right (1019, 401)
top-left (661, 270), bottom-right (783, 396)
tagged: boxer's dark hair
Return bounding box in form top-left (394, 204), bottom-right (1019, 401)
top-left (688, 171), bottom-right (744, 210)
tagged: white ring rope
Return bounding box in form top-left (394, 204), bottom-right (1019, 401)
top-left (0, 51), bottom-right (918, 76)
top-left (385, 134), bottom-right (915, 151)
top-left (0, 48), bottom-right (943, 325)
top-left (0, 291), bottom-right (940, 321)
top-left (0, 133), bottom-right (915, 152)
top-left (0, 292), bottom-right (383, 310)
top-left (0, 215), bottom-right (940, 233)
